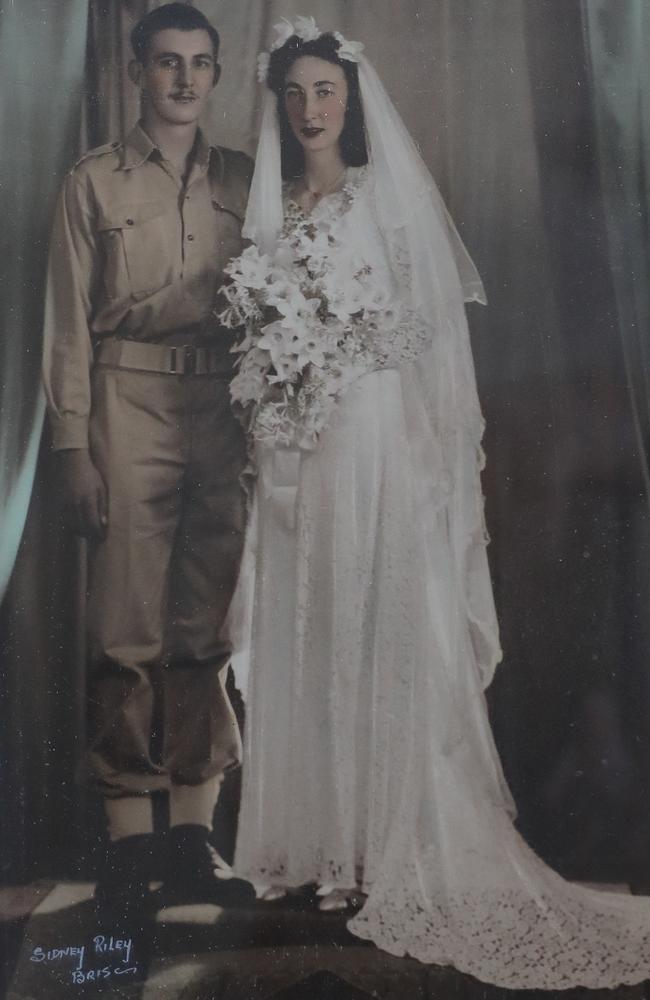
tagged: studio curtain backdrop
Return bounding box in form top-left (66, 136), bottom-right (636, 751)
top-left (1, 0), bottom-right (649, 883)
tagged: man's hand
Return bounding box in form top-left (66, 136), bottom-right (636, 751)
top-left (57, 449), bottom-right (108, 540)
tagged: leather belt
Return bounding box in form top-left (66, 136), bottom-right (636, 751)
top-left (95, 339), bottom-right (231, 376)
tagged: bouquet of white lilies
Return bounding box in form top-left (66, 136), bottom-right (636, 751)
top-left (219, 204), bottom-right (424, 450)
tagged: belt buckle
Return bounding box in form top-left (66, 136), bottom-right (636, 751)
top-left (184, 345), bottom-right (197, 375)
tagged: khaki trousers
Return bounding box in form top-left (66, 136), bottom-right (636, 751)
top-left (85, 362), bottom-right (247, 797)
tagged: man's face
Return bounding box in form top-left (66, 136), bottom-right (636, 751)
top-left (133, 28), bottom-right (220, 128)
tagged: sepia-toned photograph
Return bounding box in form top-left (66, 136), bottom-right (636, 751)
top-left (1, 2), bottom-right (650, 997)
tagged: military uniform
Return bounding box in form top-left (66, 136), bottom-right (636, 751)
top-left (43, 123), bottom-right (253, 798)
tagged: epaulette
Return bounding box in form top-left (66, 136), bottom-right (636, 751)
top-left (215, 146), bottom-right (255, 182)
top-left (72, 140), bottom-right (121, 169)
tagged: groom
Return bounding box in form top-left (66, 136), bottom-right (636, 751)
top-left (43, 3), bottom-right (254, 912)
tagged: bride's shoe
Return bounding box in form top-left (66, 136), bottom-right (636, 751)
top-left (258, 884), bottom-right (288, 902)
top-left (317, 887), bottom-right (365, 912)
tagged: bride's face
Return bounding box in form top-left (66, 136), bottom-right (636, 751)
top-left (284, 56), bottom-right (348, 154)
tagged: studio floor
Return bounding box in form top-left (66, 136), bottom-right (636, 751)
top-left (1, 881), bottom-right (648, 1000)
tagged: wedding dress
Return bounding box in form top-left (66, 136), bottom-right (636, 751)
top-left (231, 168), bottom-right (650, 990)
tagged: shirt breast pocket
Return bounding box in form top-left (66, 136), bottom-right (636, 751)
top-left (98, 200), bottom-right (174, 301)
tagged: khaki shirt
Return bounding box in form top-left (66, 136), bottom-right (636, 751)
top-left (43, 123), bottom-right (253, 450)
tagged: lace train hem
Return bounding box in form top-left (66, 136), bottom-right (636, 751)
top-left (347, 887), bottom-right (650, 991)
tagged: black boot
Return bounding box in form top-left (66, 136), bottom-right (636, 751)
top-left (94, 834), bottom-right (157, 920)
top-left (161, 824), bottom-right (256, 907)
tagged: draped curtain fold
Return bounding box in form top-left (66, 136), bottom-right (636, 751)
top-left (0, 0), bottom-right (89, 881)
top-left (1, 0), bottom-right (649, 882)
top-left (0, 2), bottom-right (87, 601)
top-left (579, 0), bottom-right (650, 864)
top-left (583, 1), bottom-right (650, 479)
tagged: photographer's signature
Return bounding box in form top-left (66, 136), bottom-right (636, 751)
top-left (30, 934), bottom-right (138, 985)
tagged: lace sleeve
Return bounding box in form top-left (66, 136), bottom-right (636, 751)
top-left (361, 211), bottom-right (435, 369)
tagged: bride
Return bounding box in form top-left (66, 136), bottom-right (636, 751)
top-left (221, 18), bottom-right (650, 990)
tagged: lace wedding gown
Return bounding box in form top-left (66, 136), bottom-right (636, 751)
top-left (232, 168), bottom-right (650, 990)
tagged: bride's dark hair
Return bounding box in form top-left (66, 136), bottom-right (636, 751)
top-left (267, 33), bottom-right (368, 179)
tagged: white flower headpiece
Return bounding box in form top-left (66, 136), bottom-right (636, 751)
top-left (257, 16), bottom-right (365, 83)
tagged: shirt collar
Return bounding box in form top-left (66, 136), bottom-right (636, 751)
top-left (120, 123), bottom-right (157, 169)
top-left (120, 122), bottom-right (221, 172)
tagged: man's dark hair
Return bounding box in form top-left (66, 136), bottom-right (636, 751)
top-left (131, 3), bottom-right (220, 64)
top-left (267, 32), bottom-right (368, 179)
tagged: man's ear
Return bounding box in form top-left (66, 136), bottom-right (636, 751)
top-left (212, 62), bottom-right (222, 88)
top-left (128, 59), bottom-right (144, 88)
